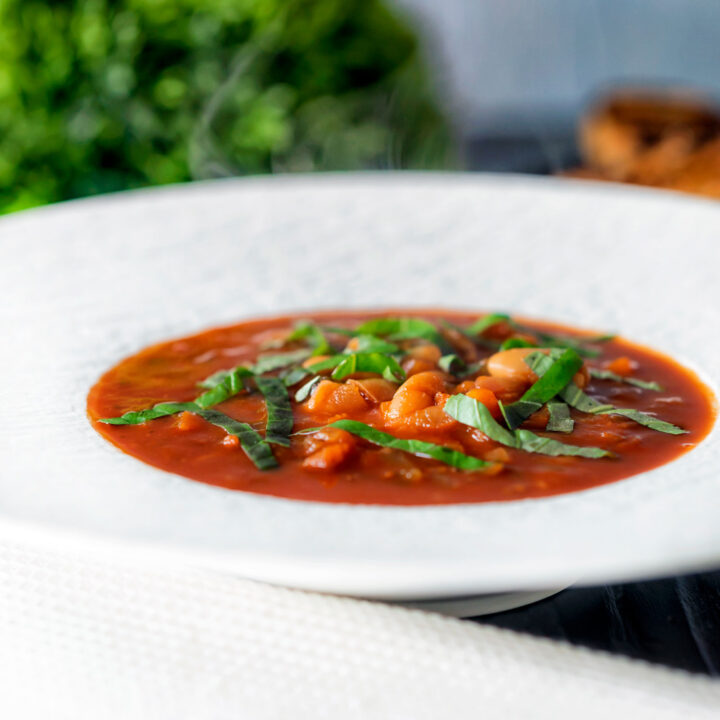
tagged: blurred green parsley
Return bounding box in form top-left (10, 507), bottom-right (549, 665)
top-left (0, 0), bottom-right (455, 214)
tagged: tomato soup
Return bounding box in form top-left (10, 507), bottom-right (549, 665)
top-left (87, 309), bottom-right (716, 505)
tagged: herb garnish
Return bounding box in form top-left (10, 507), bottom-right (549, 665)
top-left (444, 395), bottom-right (610, 458)
top-left (255, 377), bottom-right (293, 446)
top-left (99, 401), bottom-right (199, 426)
top-left (532, 331), bottom-right (614, 358)
top-left (331, 352), bottom-right (405, 383)
top-left (589, 368), bottom-right (663, 391)
top-left (467, 313), bottom-right (511, 336)
top-left (195, 366), bottom-right (254, 408)
top-left (298, 419), bottom-right (493, 471)
top-left (281, 366), bottom-right (311, 387)
top-left (438, 354), bottom-right (467, 374)
top-left (194, 408), bottom-right (278, 469)
top-left (355, 317), bottom-right (453, 354)
top-left (285, 320), bottom-right (333, 356)
top-left (344, 334), bottom-right (401, 355)
top-left (252, 349), bottom-right (313, 374)
top-left (499, 337), bottom-right (537, 351)
top-left (503, 349), bottom-right (583, 429)
top-left (546, 401), bottom-right (574, 433)
top-left (525, 354), bottom-right (686, 435)
top-left (100, 402), bottom-right (277, 470)
top-left (295, 376), bottom-right (321, 402)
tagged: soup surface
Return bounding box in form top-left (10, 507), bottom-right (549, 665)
top-left (88, 309), bottom-right (716, 505)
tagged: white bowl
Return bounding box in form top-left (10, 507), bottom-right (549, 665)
top-left (2, 172), bottom-right (719, 600)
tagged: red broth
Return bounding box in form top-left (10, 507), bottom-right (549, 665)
top-left (87, 309), bottom-right (716, 505)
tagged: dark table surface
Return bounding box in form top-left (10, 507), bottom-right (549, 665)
top-left (464, 133), bottom-right (720, 677)
top-left (477, 573), bottom-right (720, 676)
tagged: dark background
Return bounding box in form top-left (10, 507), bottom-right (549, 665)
top-left (480, 571), bottom-right (720, 676)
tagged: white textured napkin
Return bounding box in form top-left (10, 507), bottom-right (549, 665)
top-left (1, 525), bottom-right (719, 720)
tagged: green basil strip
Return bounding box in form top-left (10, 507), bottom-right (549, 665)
top-left (286, 320), bottom-right (333, 356)
top-left (502, 400), bottom-right (543, 428)
top-left (195, 366), bottom-right (254, 408)
top-left (344, 334), bottom-right (401, 355)
top-left (503, 349), bottom-right (583, 429)
top-left (444, 395), bottom-right (610, 458)
top-left (528, 353), bottom-right (686, 435)
top-left (99, 401), bottom-right (198, 425)
top-left (295, 376), bottom-right (321, 402)
top-left (467, 313), bottom-right (512, 336)
top-left (282, 366), bottom-right (311, 387)
top-left (253, 349), bottom-right (312, 374)
top-left (193, 408), bottom-right (278, 469)
top-left (589, 368), bottom-right (663, 391)
top-left (512, 429), bottom-right (609, 457)
top-left (595, 406), bottom-right (688, 433)
top-left (331, 353), bottom-right (405, 383)
top-left (299, 419), bottom-right (493, 471)
top-left (100, 402), bottom-right (277, 469)
top-left (533, 331), bottom-right (614, 358)
top-left (304, 355), bottom-right (345, 373)
top-left (255, 377), bottom-right (293, 446)
top-left (355, 317), bottom-right (453, 354)
top-left (562, 380), bottom-right (686, 433)
top-left (319, 326), bottom-right (357, 337)
top-left (500, 337), bottom-right (537, 351)
top-left (439, 353), bottom-right (467, 374)
top-left (546, 401), bottom-right (574, 433)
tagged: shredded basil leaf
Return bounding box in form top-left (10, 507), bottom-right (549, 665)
top-left (195, 366), bottom-right (254, 408)
top-left (101, 402), bottom-right (277, 469)
top-left (285, 320), bottom-right (333, 356)
top-left (304, 355), bottom-right (345, 373)
top-left (281, 366), bottom-right (311, 387)
top-left (503, 349), bottom-right (583, 429)
top-left (512, 429), bottom-right (609, 457)
top-left (438, 354), bottom-right (467, 374)
top-left (330, 353), bottom-right (405, 383)
top-left (500, 337), bottom-right (538, 351)
top-left (193, 407), bottom-right (278, 469)
top-left (589, 368), bottom-right (663, 391)
top-left (546, 401), bottom-right (574, 433)
top-left (295, 376), bottom-right (321, 402)
top-left (527, 353), bottom-right (686, 435)
top-left (563, 380), bottom-right (686, 433)
top-left (502, 400), bottom-right (543, 428)
top-left (355, 317), bottom-right (453, 354)
top-left (468, 313), bottom-right (511, 336)
top-left (99, 401), bottom-right (198, 425)
top-left (255, 377), bottom-right (293, 446)
top-left (299, 419), bottom-right (493, 471)
top-left (533, 331), bottom-right (613, 358)
top-left (444, 395), bottom-right (610, 458)
top-left (253, 349), bottom-right (312, 374)
top-left (344, 334), bottom-right (401, 355)
top-left (319, 326), bottom-right (357, 337)
top-left (595, 405), bottom-right (688, 433)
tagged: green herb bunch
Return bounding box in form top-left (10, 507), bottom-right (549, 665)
top-left (0, 0), bottom-right (454, 214)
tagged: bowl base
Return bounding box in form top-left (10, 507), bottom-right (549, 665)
top-left (399, 586), bottom-right (568, 617)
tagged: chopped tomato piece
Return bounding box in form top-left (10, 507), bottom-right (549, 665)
top-left (176, 411), bottom-right (204, 432)
top-left (302, 443), bottom-right (354, 471)
top-left (222, 434), bottom-right (240, 448)
top-left (606, 356), bottom-right (636, 376)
